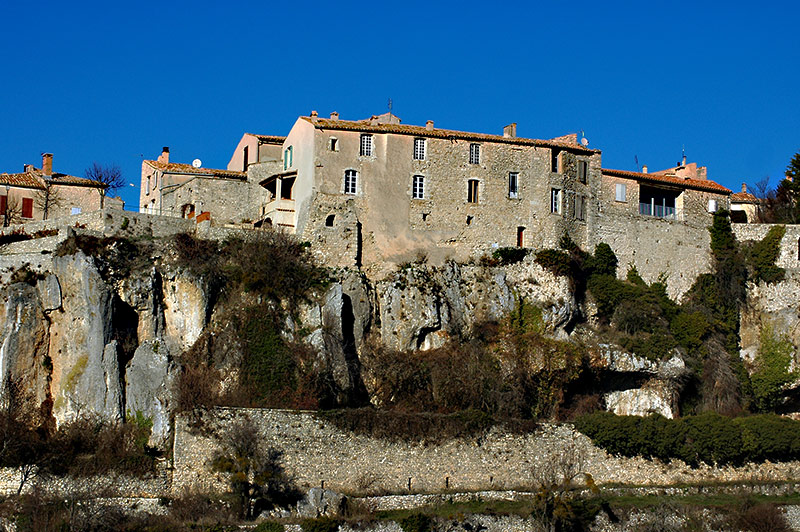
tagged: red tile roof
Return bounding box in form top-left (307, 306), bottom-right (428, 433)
top-left (730, 191), bottom-right (759, 203)
top-left (144, 160), bottom-right (247, 179)
top-left (602, 168), bottom-right (731, 194)
top-left (0, 171), bottom-right (104, 189)
top-left (247, 133), bottom-right (286, 144)
top-left (300, 116), bottom-right (598, 154)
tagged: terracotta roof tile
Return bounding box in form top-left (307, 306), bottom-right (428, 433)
top-left (602, 168), bottom-right (731, 194)
top-left (49, 173), bottom-right (105, 187)
top-left (0, 172), bottom-right (46, 189)
top-left (144, 160), bottom-right (247, 179)
top-left (730, 191), bottom-right (759, 203)
top-left (247, 133), bottom-right (286, 144)
top-left (301, 116), bottom-right (598, 154)
top-left (0, 171), bottom-right (104, 189)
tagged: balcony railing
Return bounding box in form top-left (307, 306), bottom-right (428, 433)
top-left (639, 202), bottom-right (681, 220)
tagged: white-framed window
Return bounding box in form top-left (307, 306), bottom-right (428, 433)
top-left (329, 137), bottom-right (338, 151)
top-left (508, 172), bottom-right (519, 199)
top-left (412, 175), bottom-right (425, 199)
top-left (578, 160), bottom-right (588, 184)
top-left (469, 143), bottom-right (480, 164)
top-left (413, 138), bottom-right (426, 160)
top-left (468, 179), bottom-right (479, 203)
top-left (615, 183), bottom-right (627, 202)
top-left (550, 188), bottom-right (561, 214)
top-left (344, 170), bottom-right (358, 195)
top-left (145, 176), bottom-right (150, 195)
top-left (551, 150), bottom-right (560, 172)
top-left (360, 134), bottom-right (373, 156)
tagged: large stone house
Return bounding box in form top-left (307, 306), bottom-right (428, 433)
top-left (140, 111), bottom-right (732, 295)
top-left (0, 153), bottom-right (120, 225)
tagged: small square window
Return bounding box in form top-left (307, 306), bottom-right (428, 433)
top-left (508, 172), bottom-right (519, 199)
top-left (468, 179), bottom-right (479, 203)
top-left (413, 138), bottom-right (426, 160)
top-left (550, 188), bottom-right (561, 214)
top-left (412, 175), bottom-right (425, 199)
top-left (469, 143), bottom-right (480, 164)
top-left (615, 183), bottom-right (627, 202)
top-left (360, 134), bottom-right (373, 156)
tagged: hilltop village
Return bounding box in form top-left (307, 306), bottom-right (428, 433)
top-left (2, 113), bottom-right (800, 530)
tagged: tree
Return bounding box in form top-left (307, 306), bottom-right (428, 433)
top-left (2, 195), bottom-right (22, 227)
top-left (34, 180), bottom-right (62, 221)
top-left (84, 162), bottom-right (124, 208)
top-left (211, 420), bottom-right (299, 519)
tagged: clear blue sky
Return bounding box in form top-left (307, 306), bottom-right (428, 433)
top-left (2, 1), bottom-right (798, 209)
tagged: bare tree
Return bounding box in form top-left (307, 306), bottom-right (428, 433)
top-left (2, 195), bottom-right (22, 227)
top-left (85, 162), bottom-right (125, 208)
top-left (34, 180), bottom-right (62, 221)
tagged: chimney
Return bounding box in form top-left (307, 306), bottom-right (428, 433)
top-left (426, 120), bottom-right (434, 131)
top-left (24, 164), bottom-right (34, 173)
top-left (158, 147), bottom-right (170, 164)
top-left (503, 123), bottom-right (517, 138)
top-left (310, 110), bottom-right (318, 122)
top-left (742, 183), bottom-right (747, 193)
top-left (330, 111), bottom-right (339, 120)
top-left (682, 154), bottom-right (687, 167)
top-left (642, 165), bottom-right (648, 173)
top-left (42, 153), bottom-right (53, 176)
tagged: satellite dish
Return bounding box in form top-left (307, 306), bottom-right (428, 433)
top-left (580, 137), bottom-right (589, 147)
top-left (192, 159), bottom-right (202, 168)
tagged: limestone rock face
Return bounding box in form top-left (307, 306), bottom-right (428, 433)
top-left (605, 380), bottom-right (678, 418)
top-left (50, 252), bottom-right (122, 424)
top-left (0, 282), bottom-right (50, 415)
top-left (126, 340), bottom-right (176, 446)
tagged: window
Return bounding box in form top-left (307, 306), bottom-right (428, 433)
top-left (360, 134), bottom-right (373, 156)
top-left (508, 172), bottom-right (519, 199)
top-left (550, 188), bottom-right (561, 214)
top-left (22, 197), bottom-right (33, 219)
top-left (517, 226), bottom-right (525, 247)
top-left (469, 143), bottom-right (480, 164)
top-left (329, 137), bottom-right (338, 151)
top-left (412, 175), bottom-right (425, 199)
top-left (0, 195), bottom-right (5, 215)
top-left (414, 138), bottom-right (426, 160)
top-left (243, 145), bottom-right (249, 171)
top-left (578, 160), bottom-right (588, 184)
top-left (325, 214), bottom-right (335, 227)
top-left (575, 195), bottom-right (586, 221)
top-left (615, 183), bottom-right (627, 202)
top-left (467, 179), bottom-right (479, 203)
top-left (344, 170), bottom-right (358, 194)
top-left (145, 176), bottom-right (150, 195)
top-left (71, 207), bottom-right (82, 215)
top-left (551, 149), bottom-right (560, 172)
top-left (283, 146), bottom-right (293, 170)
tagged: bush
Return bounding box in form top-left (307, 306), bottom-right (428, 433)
top-left (751, 324), bottom-right (798, 412)
top-left (492, 247), bottom-right (528, 265)
top-left (300, 517), bottom-right (340, 532)
top-left (534, 248), bottom-right (572, 276)
top-left (575, 411), bottom-right (800, 467)
top-left (253, 522), bottom-right (286, 532)
top-left (399, 513), bottom-right (433, 532)
top-left (746, 225), bottom-right (786, 284)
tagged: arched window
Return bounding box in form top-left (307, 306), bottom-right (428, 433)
top-left (325, 214), bottom-right (335, 227)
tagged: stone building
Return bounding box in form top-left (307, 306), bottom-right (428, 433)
top-left (730, 183), bottom-right (760, 223)
top-left (0, 153), bottom-right (120, 225)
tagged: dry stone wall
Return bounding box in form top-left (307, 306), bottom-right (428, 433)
top-left (171, 408), bottom-right (800, 497)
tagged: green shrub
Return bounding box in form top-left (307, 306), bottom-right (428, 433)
top-left (746, 225), bottom-right (786, 284)
top-left (585, 242), bottom-right (618, 276)
top-left (399, 513), bottom-right (432, 532)
top-left (253, 522), bottom-right (285, 532)
top-left (534, 249), bottom-right (572, 276)
top-left (751, 324), bottom-right (798, 412)
top-left (492, 246), bottom-right (528, 265)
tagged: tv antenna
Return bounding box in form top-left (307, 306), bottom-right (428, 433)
top-left (387, 98), bottom-right (393, 113)
top-left (634, 155), bottom-right (640, 172)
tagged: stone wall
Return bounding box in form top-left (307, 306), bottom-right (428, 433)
top-left (0, 463), bottom-right (171, 497)
top-left (171, 408), bottom-right (800, 497)
top-left (733, 222), bottom-right (800, 269)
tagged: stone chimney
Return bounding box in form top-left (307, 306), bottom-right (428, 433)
top-left (24, 164), bottom-right (34, 173)
top-left (503, 123), bottom-right (517, 138)
top-left (742, 183), bottom-right (747, 193)
top-left (682, 154), bottom-right (687, 167)
top-left (42, 153), bottom-right (53, 176)
top-left (426, 120), bottom-right (434, 131)
top-left (158, 147), bottom-right (170, 164)
top-left (330, 111), bottom-right (339, 120)
top-left (310, 110), bottom-right (318, 122)
top-left (642, 165), bottom-right (648, 173)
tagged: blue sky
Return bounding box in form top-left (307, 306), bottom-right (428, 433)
top-left (1, 1), bottom-right (798, 209)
